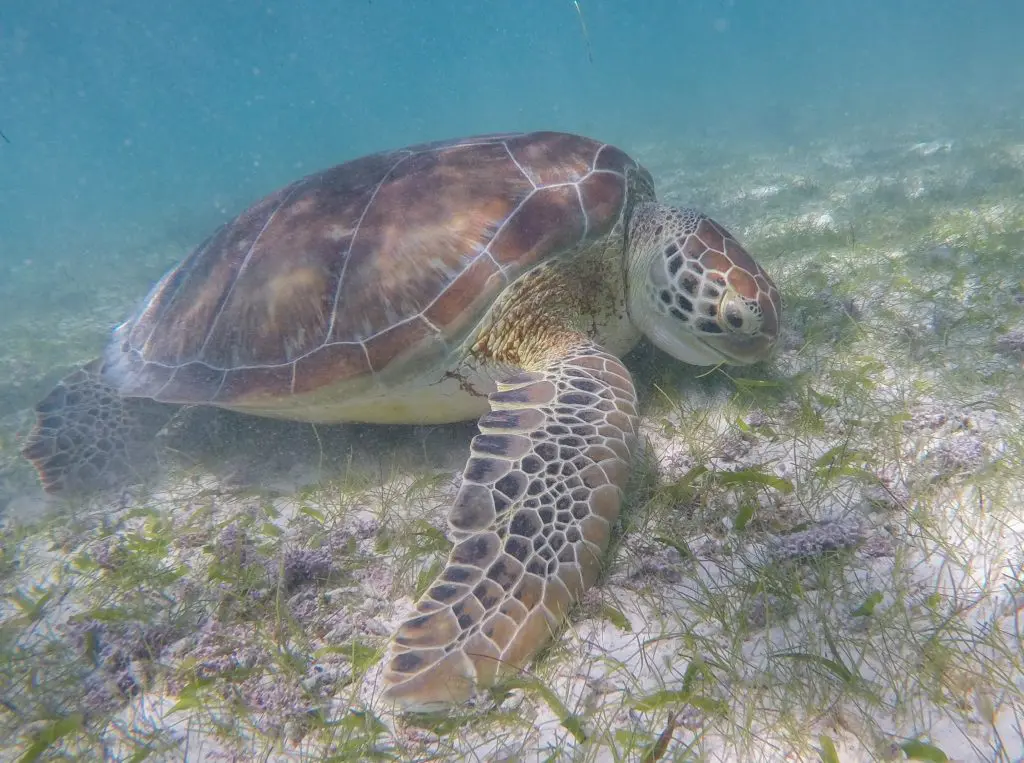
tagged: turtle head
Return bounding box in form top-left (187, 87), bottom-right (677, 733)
top-left (627, 203), bottom-right (780, 366)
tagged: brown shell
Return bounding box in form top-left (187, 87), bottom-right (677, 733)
top-left (103, 131), bottom-right (648, 405)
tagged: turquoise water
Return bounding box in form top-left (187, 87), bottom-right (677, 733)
top-left (3, 5), bottom-right (1024, 759)
top-left (2, 1), bottom-right (1022, 270)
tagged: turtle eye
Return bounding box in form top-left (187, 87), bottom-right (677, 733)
top-left (723, 301), bottom-right (746, 330)
top-left (721, 297), bottom-right (762, 335)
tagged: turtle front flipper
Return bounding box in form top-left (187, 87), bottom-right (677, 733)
top-left (21, 360), bottom-right (177, 495)
top-left (381, 341), bottom-right (638, 712)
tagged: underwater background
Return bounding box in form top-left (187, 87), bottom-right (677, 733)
top-left (4, 0), bottom-right (1024, 274)
top-left (3, 0), bottom-right (1021, 423)
top-left (2, 2), bottom-right (1024, 761)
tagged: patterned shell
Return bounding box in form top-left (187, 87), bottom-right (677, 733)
top-left (106, 132), bottom-right (649, 405)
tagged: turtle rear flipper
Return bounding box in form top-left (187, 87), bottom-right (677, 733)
top-left (381, 340), bottom-right (638, 711)
top-left (21, 360), bottom-right (177, 495)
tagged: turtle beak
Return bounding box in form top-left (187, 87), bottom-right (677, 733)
top-left (705, 333), bottom-right (776, 365)
top-left (646, 319), bottom-right (729, 366)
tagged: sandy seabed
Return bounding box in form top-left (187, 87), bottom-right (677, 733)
top-left (1, 123), bottom-right (1023, 762)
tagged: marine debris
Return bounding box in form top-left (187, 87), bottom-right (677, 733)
top-left (571, 0), bottom-right (594, 63)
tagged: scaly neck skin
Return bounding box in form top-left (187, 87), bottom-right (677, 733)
top-left (625, 201), bottom-right (671, 332)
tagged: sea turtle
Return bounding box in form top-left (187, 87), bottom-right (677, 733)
top-left (22, 131), bottom-right (780, 711)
